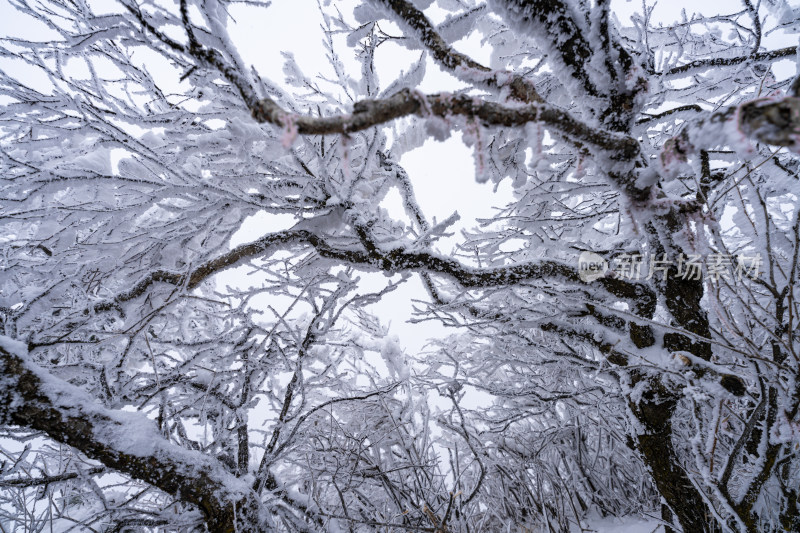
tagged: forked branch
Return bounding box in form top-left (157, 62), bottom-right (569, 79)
top-left (0, 340), bottom-right (269, 533)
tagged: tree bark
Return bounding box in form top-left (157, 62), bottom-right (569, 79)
top-left (631, 380), bottom-right (719, 532)
top-left (627, 243), bottom-right (722, 532)
top-left (0, 341), bottom-right (268, 533)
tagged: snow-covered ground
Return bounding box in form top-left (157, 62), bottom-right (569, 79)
top-left (577, 516), bottom-right (665, 533)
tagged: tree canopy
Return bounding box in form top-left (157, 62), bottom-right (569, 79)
top-left (1, 0), bottom-right (800, 531)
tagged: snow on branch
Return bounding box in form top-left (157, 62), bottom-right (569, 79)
top-left (92, 228), bottom-right (655, 319)
top-left (0, 466), bottom-right (105, 488)
top-left (125, 2), bottom-right (635, 158)
top-left (372, 0), bottom-right (543, 103)
top-left (489, 0), bottom-right (600, 99)
top-left (738, 96), bottom-right (800, 148)
top-left (660, 95), bottom-right (800, 174)
top-left (665, 45), bottom-right (796, 77)
top-left (0, 337), bottom-right (269, 533)
top-left (251, 89), bottom-right (641, 156)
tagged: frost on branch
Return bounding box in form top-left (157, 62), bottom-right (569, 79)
top-left (0, 337), bottom-right (267, 533)
top-left (2, 0), bottom-right (800, 532)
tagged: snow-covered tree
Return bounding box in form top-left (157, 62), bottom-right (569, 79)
top-left (1, 0), bottom-right (799, 531)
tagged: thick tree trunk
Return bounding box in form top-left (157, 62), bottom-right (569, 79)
top-left (631, 381), bottom-right (721, 533)
top-left (628, 249), bottom-right (722, 532)
top-left (654, 273), bottom-right (719, 531)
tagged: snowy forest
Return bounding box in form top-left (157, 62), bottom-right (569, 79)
top-left (1, 0), bottom-right (800, 531)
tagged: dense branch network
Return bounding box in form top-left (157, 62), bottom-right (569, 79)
top-left (0, 340), bottom-right (267, 533)
top-left (128, 0), bottom-right (800, 204)
top-left (1, 0), bottom-right (799, 532)
top-left (85, 227), bottom-right (654, 328)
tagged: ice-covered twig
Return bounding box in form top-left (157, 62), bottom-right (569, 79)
top-left (372, 0), bottom-right (543, 103)
top-left (665, 45), bottom-right (796, 77)
top-left (659, 95), bottom-right (800, 177)
top-left (0, 337), bottom-right (269, 533)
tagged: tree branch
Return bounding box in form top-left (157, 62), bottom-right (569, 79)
top-left (660, 96), bottom-right (800, 174)
top-left (719, 395), bottom-right (767, 490)
top-left (0, 339), bottom-right (269, 533)
top-left (374, 0), bottom-right (542, 103)
top-left (666, 46), bottom-right (796, 77)
top-left (126, 1), bottom-right (636, 158)
top-left (96, 228), bottom-right (654, 316)
top-left (250, 89), bottom-right (640, 156)
top-left (0, 466), bottom-right (104, 487)
top-left (491, 0), bottom-right (598, 98)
